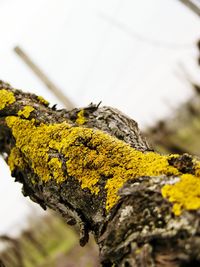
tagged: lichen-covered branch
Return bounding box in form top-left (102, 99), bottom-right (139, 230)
top-left (1, 81), bottom-right (200, 266)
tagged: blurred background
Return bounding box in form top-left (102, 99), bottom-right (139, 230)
top-left (0, 0), bottom-right (200, 266)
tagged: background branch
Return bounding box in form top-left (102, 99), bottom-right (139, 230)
top-left (14, 46), bottom-right (74, 109)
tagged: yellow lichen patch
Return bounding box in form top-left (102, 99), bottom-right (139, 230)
top-left (48, 158), bottom-right (65, 183)
top-left (6, 115), bottom-right (200, 214)
top-left (194, 161), bottom-right (200, 177)
top-left (6, 116), bottom-right (70, 182)
top-left (8, 147), bottom-right (25, 171)
top-left (161, 174), bottom-right (200, 216)
top-left (37, 96), bottom-right (49, 106)
top-left (76, 110), bottom-right (87, 125)
top-left (18, 106), bottom-right (35, 118)
top-left (104, 151), bottom-right (179, 210)
top-left (0, 89), bottom-right (15, 110)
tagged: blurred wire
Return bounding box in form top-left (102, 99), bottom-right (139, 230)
top-left (98, 12), bottom-right (195, 50)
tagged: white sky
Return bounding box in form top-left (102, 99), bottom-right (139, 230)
top-left (0, 0), bottom-right (200, 235)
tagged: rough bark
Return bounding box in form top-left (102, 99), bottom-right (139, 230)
top-left (1, 81), bottom-right (200, 267)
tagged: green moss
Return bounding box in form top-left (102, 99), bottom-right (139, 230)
top-left (0, 89), bottom-right (15, 110)
top-left (76, 110), bottom-right (87, 125)
top-left (18, 106), bottom-right (35, 118)
top-left (5, 115), bottom-right (200, 214)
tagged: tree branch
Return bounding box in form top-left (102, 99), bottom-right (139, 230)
top-left (14, 46), bottom-right (75, 109)
top-left (178, 0), bottom-right (200, 18)
top-left (1, 81), bottom-right (200, 266)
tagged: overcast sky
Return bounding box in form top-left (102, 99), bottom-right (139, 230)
top-left (0, 0), bottom-right (200, 235)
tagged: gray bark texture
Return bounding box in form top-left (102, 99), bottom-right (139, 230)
top-left (1, 81), bottom-right (200, 267)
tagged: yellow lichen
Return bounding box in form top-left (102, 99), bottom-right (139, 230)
top-left (76, 110), bottom-right (87, 125)
top-left (5, 115), bottom-right (200, 214)
top-left (18, 106), bottom-right (35, 118)
top-left (37, 96), bottom-right (49, 106)
top-left (0, 89), bottom-right (16, 110)
top-left (162, 174), bottom-right (200, 215)
top-left (8, 147), bottom-right (25, 171)
top-left (6, 116), bottom-right (68, 182)
top-left (48, 158), bottom-right (65, 183)
top-left (194, 161), bottom-right (200, 176)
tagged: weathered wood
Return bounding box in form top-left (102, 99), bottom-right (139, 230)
top-left (1, 81), bottom-right (200, 266)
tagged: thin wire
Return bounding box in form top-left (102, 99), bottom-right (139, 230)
top-left (98, 12), bottom-right (195, 50)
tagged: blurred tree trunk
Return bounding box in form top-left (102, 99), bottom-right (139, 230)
top-left (0, 235), bottom-right (23, 267)
top-left (0, 259), bottom-right (6, 267)
top-left (145, 40), bottom-right (200, 156)
top-left (1, 82), bottom-right (200, 266)
top-left (145, 85), bottom-right (200, 156)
